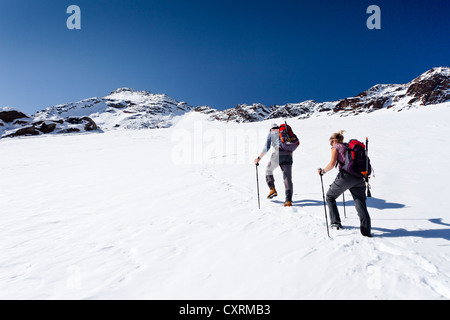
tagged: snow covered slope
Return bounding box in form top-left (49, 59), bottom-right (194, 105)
top-left (34, 88), bottom-right (192, 130)
top-left (1, 101), bottom-right (450, 299)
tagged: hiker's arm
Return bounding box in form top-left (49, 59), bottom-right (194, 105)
top-left (319, 148), bottom-right (338, 174)
top-left (254, 152), bottom-right (265, 165)
top-left (261, 132), bottom-right (272, 155)
top-left (255, 133), bottom-right (272, 165)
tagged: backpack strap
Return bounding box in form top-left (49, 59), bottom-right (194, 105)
top-left (333, 142), bottom-right (348, 168)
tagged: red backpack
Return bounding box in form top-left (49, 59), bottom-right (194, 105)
top-left (340, 139), bottom-right (372, 178)
top-left (278, 122), bottom-right (300, 152)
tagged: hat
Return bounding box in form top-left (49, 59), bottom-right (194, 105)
top-left (271, 123), bottom-right (279, 129)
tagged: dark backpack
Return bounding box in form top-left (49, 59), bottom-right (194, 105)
top-left (279, 122), bottom-right (300, 152)
top-left (340, 139), bottom-right (372, 178)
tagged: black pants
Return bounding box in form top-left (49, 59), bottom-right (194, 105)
top-left (326, 171), bottom-right (371, 232)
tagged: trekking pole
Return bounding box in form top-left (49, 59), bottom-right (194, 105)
top-left (284, 121), bottom-right (290, 142)
top-left (256, 163), bottom-right (261, 209)
top-left (318, 169), bottom-right (330, 238)
top-left (365, 137), bottom-right (372, 198)
top-left (343, 193), bottom-right (347, 218)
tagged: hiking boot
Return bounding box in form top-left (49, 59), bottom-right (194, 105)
top-left (360, 226), bottom-right (372, 237)
top-left (284, 201), bottom-right (292, 207)
top-left (331, 223), bottom-right (343, 230)
top-left (267, 188), bottom-right (277, 199)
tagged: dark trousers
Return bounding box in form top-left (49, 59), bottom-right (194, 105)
top-left (326, 171), bottom-right (371, 231)
top-left (265, 152), bottom-right (293, 202)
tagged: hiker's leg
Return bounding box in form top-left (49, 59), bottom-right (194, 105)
top-left (349, 181), bottom-right (371, 233)
top-left (280, 164), bottom-right (293, 202)
top-left (265, 153), bottom-right (279, 189)
top-left (326, 172), bottom-right (350, 225)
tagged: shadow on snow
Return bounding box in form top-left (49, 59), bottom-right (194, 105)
top-left (271, 198), bottom-right (450, 241)
top-left (373, 218), bottom-right (450, 241)
top-left (288, 197), bottom-right (406, 210)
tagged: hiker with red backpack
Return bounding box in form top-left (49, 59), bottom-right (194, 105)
top-left (318, 130), bottom-right (372, 237)
top-left (254, 122), bottom-right (299, 207)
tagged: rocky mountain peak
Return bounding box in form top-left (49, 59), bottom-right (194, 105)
top-left (405, 66), bottom-right (450, 105)
top-left (194, 67), bottom-right (450, 122)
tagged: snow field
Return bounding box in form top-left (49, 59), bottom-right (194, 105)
top-left (1, 103), bottom-right (450, 299)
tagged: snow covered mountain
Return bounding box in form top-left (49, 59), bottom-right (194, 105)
top-left (1, 67), bottom-right (449, 138)
top-left (0, 88), bottom-right (192, 138)
top-left (194, 100), bottom-right (328, 123)
top-left (34, 88), bottom-right (192, 130)
top-left (332, 66), bottom-right (450, 115)
top-left (195, 66), bottom-right (450, 122)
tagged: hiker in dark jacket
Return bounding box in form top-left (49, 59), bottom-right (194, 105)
top-left (254, 123), bottom-right (293, 207)
top-left (318, 130), bottom-right (372, 237)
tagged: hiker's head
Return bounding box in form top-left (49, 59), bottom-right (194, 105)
top-left (270, 123), bottom-right (279, 130)
top-left (329, 130), bottom-right (345, 145)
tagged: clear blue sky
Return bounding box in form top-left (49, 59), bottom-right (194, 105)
top-left (0, 0), bottom-right (449, 113)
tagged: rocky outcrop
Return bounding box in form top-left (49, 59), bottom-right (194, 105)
top-left (66, 117), bottom-right (98, 131)
top-left (3, 126), bottom-right (40, 138)
top-left (211, 103), bottom-right (270, 123)
top-left (1, 113), bottom-right (99, 139)
top-left (405, 67), bottom-right (450, 105)
top-left (267, 101), bottom-right (318, 119)
top-left (0, 110), bottom-right (29, 123)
